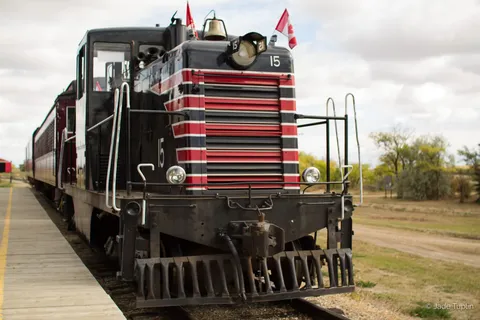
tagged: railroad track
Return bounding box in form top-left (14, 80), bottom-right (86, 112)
top-left (33, 188), bottom-right (350, 320)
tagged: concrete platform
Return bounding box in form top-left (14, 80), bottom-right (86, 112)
top-left (0, 186), bottom-right (126, 319)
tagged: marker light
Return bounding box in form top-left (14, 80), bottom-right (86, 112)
top-left (166, 166), bottom-right (186, 184)
top-left (302, 167), bottom-right (321, 183)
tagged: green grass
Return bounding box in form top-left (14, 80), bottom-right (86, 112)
top-left (0, 180), bottom-right (12, 188)
top-left (356, 280), bottom-right (376, 288)
top-left (409, 301), bottom-right (452, 319)
top-left (355, 215), bottom-right (480, 240)
top-left (354, 201), bottom-right (480, 240)
top-left (349, 240), bottom-right (479, 319)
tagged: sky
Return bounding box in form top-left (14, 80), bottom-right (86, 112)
top-left (0, 0), bottom-right (479, 166)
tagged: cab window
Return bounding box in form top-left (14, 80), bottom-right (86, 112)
top-left (93, 42), bottom-right (131, 91)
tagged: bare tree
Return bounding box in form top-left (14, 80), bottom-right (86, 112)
top-left (369, 124), bottom-right (414, 178)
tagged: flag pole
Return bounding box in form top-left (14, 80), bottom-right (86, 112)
top-left (269, 8), bottom-right (285, 46)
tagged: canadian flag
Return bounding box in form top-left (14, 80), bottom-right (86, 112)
top-left (186, 1), bottom-right (199, 39)
top-left (275, 9), bottom-right (297, 49)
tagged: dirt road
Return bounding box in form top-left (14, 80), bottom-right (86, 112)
top-left (353, 224), bottom-right (480, 268)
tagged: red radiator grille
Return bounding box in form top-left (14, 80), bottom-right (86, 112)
top-left (202, 73), bottom-right (298, 190)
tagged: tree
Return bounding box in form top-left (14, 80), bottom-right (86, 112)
top-left (396, 135), bottom-right (453, 200)
top-left (457, 144), bottom-right (480, 203)
top-left (369, 124), bottom-right (413, 178)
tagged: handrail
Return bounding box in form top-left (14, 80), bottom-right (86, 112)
top-left (326, 98), bottom-right (342, 178)
top-left (106, 88), bottom-right (121, 210)
top-left (340, 164), bottom-right (353, 220)
top-left (345, 93), bottom-right (363, 206)
top-left (111, 82), bottom-right (130, 211)
top-left (137, 163), bottom-right (155, 225)
top-left (65, 135), bottom-right (76, 143)
top-left (87, 114), bottom-right (114, 132)
top-left (58, 128), bottom-right (67, 189)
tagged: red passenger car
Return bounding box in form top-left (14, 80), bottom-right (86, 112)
top-left (27, 81), bottom-right (77, 195)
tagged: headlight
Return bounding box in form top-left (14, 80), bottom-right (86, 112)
top-left (228, 32), bottom-right (267, 69)
top-left (231, 40), bottom-right (257, 67)
top-left (302, 167), bottom-right (321, 183)
top-left (166, 166), bottom-right (186, 184)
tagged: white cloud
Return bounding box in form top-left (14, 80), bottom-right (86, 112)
top-left (0, 0), bottom-right (479, 167)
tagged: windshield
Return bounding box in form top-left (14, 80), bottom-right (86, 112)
top-left (93, 42), bottom-right (131, 91)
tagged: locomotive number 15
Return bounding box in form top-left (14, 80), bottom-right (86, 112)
top-left (270, 55), bottom-right (280, 67)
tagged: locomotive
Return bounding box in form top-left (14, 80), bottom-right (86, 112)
top-left (25, 12), bottom-right (358, 308)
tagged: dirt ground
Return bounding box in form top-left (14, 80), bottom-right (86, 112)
top-left (353, 224), bottom-right (480, 268)
top-left (351, 191), bottom-right (480, 263)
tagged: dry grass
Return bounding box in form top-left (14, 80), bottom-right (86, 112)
top-left (311, 193), bottom-right (480, 319)
top-left (353, 193), bottom-right (480, 240)
top-left (316, 231), bottom-right (479, 320)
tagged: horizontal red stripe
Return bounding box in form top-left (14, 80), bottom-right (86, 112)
top-left (280, 99), bottom-right (296, 112)
top-left (151, 70), bottom-right (194, 94)
top-left (165, 96), bottom-right (205, 111)
top-left (205, 97), bottom-right (279, 106)
top-left (282, 150), bottom-right (299, 162)
top-left (207, 123), bottom-right (280, 131)
top-left (284, 175), bottom-right (301, 183)
top-left (281, 125), bottom-right (297, 136)
top-left (185, 175), bottom-right (297, 188)
top-left (153, 69), bottom-right (295, 94)
top-left (204, 76), bottom-right (283, 86)
top-left (206, 130), bottom-right (280, 137)
top-left (207, 150), bottom-right (281, 157)
top-left (207, 176), bottom-right (283, 182)
top-left (205, 103), bottom-right (280, 112)
top-left (207, 184), bottom-right (284, 189)
top-left (207, 157), bottom-right (281, 162)
top-left (173, 122), bottom-right (206, 136)
top-left (201, 72), bottom-right (294, 86)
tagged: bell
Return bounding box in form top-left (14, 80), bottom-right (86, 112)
top-left (205, 18), bottom-right (226, 41)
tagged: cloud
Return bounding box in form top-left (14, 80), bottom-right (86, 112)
top-left (0, 0), bottom-right (479, 169)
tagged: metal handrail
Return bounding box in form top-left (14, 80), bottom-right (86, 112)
top-left (57, 128), bottom-right (67, 189)
top-left (326, 97), bottom-right (343, 177)
top-left (106, 88), bottom-right (120, 210)
top-left (345, 93), bottom-right (363, 206)
top-left (105, 83), bottom-right (131, 212)
top-left (137, 163), bottom-right (155, 225)
top-left (111, 82), bottom-right (130, 211)
top-left (340, 164), bottom-right (353, 220)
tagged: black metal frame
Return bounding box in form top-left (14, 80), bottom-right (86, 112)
top-left (120, 110), bottom-right (350, 195)
top-left (295, 112), bottom-right (349, 193)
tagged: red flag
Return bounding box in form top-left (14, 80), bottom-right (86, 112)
top-left (275, 9), bottom-right (297, 49)
top-left (186, 1), bottom-right (199, 39)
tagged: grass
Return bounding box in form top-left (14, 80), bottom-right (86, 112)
top-left (356, 280), bottom-right (377, 288)
top-left (353, 194), bottom-right (480, 240)
top-left (0, 178), bottom-right (12, 188)
top-left (351, 240), bottom-right (479, 320)
top-left (409, 301), bottom-right (452, 319)
top-left (315, 228), bottom-right (479, 320)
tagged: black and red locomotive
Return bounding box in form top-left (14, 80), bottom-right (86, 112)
top-left (25, 13), bottom-right (358, 308)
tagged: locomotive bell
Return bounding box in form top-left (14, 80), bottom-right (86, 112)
top-left (205, 18), bottom-right (226, 40)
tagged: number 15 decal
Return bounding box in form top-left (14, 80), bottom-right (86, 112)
top-left (270, 55), bottom-right (280, 67)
